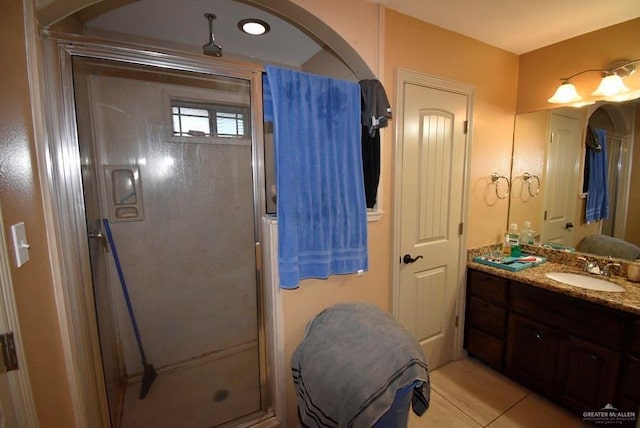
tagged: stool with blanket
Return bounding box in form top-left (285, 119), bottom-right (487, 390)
top-left (292, 302), bottom-right (430, 427)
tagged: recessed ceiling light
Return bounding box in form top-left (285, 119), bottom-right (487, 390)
top-left (238, 19), bottom-right (271, 36)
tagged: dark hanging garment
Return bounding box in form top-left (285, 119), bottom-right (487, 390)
top-left (359, 79), bottom-right (392, 208)
top-left (362, 125), bottom-right (381, 209)
top-left (360, 79), bottom-right (392, 137)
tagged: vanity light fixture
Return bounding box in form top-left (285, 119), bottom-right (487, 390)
top-left (238, 18), bottom-right (271, 36)
top-left (547, 81), bottom-right (582, 103)
top-left (548, 58), bottom-right (640, 104)
top-left (590, 73), bottom-right (630, 97)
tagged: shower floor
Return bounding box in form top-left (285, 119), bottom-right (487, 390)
top-left (119, 344), bottom-right (262, 428)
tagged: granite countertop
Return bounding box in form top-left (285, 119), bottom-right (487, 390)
top-left (467, 259), bottom-right (640, 316)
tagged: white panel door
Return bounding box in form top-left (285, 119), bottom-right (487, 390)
top-left (397, 81), bottom-right (468, 369)
top-left (541, 111), bottom-right (581, 244)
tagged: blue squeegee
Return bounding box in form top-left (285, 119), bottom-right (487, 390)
top-left (102, 218), bottom-right (157, 399)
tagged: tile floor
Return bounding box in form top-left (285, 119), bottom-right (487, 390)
top-left (409, 358), bottom-right (591, 428)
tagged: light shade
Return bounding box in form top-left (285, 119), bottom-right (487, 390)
top-left (604, 88), bottom-right (640, 102)
top-left (590, 74), bottom-right (630, 97)
top-left (548, 81), bottom-right (582, 104)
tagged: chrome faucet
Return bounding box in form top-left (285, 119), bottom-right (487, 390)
top-left (577, 257), bottom-right (601, 275)
top-left (577, 256), bottom-right (621, 277)
top-left (602, 262), bottom-right (621, 277)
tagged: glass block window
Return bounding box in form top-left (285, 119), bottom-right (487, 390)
top-left (171, 100), bottom-right (248, 141)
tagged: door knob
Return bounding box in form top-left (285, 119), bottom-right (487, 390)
top-left (565, 222), bottom-right (574, 230)
top-left (402, 254), bottom-right (423, 264)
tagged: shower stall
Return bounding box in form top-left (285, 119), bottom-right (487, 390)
top-left (49, 47), bottom-right (271, 427)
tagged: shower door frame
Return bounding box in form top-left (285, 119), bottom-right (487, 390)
top-left (38, 33), bottom-right (286, 427)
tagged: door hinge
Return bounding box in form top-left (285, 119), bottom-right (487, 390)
top-left (463, 120), bottom-right (469, 134)
top-left (455, 315), bottom-right (459, 328)
top-left (459, 222), bottom-right (464, 236)
top-left (0, 332), bottom-right (19, 373)
top-left (544, 210), bottom-right (548, 221)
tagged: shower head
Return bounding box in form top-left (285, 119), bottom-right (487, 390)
top-left (203, 13), bottom-right (222, 57)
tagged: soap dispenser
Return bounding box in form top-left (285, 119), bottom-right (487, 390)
top-left (501, 233), bottom-right (511, 257)
top-left (508, 223), bottom-right (521, 257)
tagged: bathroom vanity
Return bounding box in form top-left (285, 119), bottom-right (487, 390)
top-left (465, 257), bottom-right (640, 424)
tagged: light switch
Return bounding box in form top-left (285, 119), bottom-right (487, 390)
top-left (10, 222), bottom-right (30, 268)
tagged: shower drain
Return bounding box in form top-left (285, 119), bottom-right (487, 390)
top-left (213, 389), bottom-right (230, 402)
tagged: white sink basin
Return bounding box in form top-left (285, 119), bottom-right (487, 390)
top-left (545, 272), bottom-right (624, 292)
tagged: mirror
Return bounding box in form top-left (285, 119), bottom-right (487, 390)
top-left (508, 100), bottom-right (640, 260)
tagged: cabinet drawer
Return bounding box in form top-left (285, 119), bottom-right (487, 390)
top-left (468, 296), bottom-right (507, 338)
top-left (510, 282), bottom-right (628, 349)
top-left (468, 269), bottom-right (508, 306)
top-left (621, 355), bottom-right (640, 402)
top-left (466, 327), bottom-right (504, 370)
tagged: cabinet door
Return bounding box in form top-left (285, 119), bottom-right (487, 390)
top-left (506, 314), bottom-right (560, 394)
top-left (630, 319), bottom-right (640, 355)
top-left (557, 335), bottom-right (622, 413)
top-left (619, 355), bottom-right (640, 404)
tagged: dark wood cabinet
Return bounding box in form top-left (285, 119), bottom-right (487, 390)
top-left (465, 268), bottom-right (638, 425)
top-left (465, 270), bottom-right (508, 370)
top-left (620, 356), bottom-right (640, 405)
top-left (556, 335), bottom-right (621, 413)
top-left (506, 314), bottom-right (560, 395)
top-left (618, 319), bottom-right (640, 422)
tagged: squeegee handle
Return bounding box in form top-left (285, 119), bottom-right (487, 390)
top-left (102, 218), bottom-right (148, 365)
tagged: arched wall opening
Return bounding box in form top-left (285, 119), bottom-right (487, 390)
top-left (40, 0), bottom-right (376, 80)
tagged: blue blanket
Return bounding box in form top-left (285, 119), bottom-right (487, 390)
top-left (264, 66), bottom-right (368, 288)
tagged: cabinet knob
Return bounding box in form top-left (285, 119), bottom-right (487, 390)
top-left (534, 333), bottom-right (542, 341)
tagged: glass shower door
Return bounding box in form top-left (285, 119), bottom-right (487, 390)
top-left (73, 57), bottom-right (264, 427)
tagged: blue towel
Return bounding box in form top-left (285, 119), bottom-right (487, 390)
top-left (264, 66), bottom-right (368, 288)
top-left (585, 128), bottom-right (609, 222)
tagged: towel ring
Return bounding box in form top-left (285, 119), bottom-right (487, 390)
top-left (523, 172), bottom-right (540, 197)
top-left (491, 172), bottom-right (510, 200)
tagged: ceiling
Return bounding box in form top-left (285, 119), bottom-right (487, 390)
top-left (84, 0), bottom-right (640, 66)
top-left (376, 0), bottom-right (640, 54)
top-left (85, 0), bottom-right (324, 66)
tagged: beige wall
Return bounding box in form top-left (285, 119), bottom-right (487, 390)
top-left (0, 0), bottom-right (76, 426)
top-left (517, 18), bottom-right (640, 114)
top-left (383, 9), bottom-right (520, 249)
top-left (291, 0), bottom-right (380, 75)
